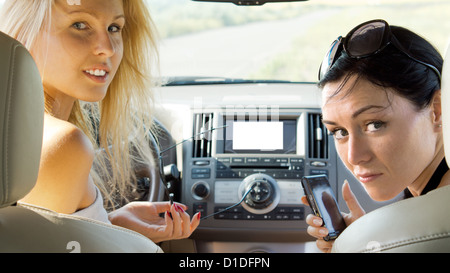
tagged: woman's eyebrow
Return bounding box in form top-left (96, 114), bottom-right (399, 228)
top-left (321, 119), bottom-right (337, 126)
top-left (351, 105), bottom-right (387, 118)
top-left (322, 105), bottom-right (387, 125)
top-left (67, 10), bottom-right (125, 21)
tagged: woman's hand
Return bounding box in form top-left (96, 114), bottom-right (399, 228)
top-left (108, 201), bottom-right (201, 244)
top-left (301, 180), bottom-right (365, 252)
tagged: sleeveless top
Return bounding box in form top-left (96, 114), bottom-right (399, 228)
top-left (404, 158), bottom-right (449, 198)
top-left (72, 186), bottom-right (111, 224)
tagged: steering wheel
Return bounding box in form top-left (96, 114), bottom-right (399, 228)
top-left (137, 119), bottom-right (179, 203)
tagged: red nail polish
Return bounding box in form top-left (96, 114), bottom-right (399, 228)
top-left (166, 211), bottom-right (173, 219)
top-left (197, 212), bottom-right (201, 220)
top-left (175, 204), bottom-right (184, 213)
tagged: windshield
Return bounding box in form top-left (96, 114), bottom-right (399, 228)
top-left (146, 0), bottom-right (450, 83)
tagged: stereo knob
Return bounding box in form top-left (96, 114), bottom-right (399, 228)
top-left (249, 181), bottom-right (271, 204)
top-left (192, 182), bottom-right (210, 200)
top-left (238, 173), bottom-right (280, 214)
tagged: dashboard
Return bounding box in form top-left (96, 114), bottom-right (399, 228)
top-left (153, 82), bottom-right (397, 253)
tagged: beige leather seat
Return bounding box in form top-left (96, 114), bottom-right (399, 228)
top-left (332, 42), bottom-right (450, 253)
top-left (0, 31), bottom-right (162, 253)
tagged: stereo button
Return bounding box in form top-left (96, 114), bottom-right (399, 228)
top-left (232, 158), bottom-right (245, 164)
top-left (192, 168), bottom-right (211, 179)
top-left (246, 158), bottom-right (260, 163)
top-left (194, 160), bottom-right (210, 166)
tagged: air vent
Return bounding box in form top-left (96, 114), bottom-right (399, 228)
top-left (193, 113), bottom-right (214, 158)
top-left (307, 113), bottom-right (328, 159)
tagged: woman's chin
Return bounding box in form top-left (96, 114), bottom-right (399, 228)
top-left (364, 187), bottom-right (403, 202)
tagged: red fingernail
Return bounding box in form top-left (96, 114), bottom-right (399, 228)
top-left (175, 204), bottom-right (184, 213)
top-left (166, 211), bottom-right (173, 219)
top-left (197, 212), bottom-right (201, 220)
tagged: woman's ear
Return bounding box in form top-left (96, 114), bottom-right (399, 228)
top-left (431, 89), bottom-right (442, 130)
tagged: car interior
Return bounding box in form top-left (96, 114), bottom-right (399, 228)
top-left (1, 0), bottom-right (450, 254)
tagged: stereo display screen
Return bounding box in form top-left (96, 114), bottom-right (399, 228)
top-left (224, 119), bottom-right (297, 154)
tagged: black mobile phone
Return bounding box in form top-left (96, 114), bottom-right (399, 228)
top-left (301, 174), bottom-right (347, 241)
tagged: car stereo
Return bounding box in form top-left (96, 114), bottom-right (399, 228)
top-left (181, 109), bottom-right (336, 237)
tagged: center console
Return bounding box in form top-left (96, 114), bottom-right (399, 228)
top-left (181, 108), bottom-right (338, 242)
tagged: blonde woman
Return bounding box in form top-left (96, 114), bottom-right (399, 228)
top-left (0, 0), bottom-right (200, 244)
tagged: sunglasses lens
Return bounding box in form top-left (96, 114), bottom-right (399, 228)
top-left (319, 37), bottom-right (342, 80)
top-left (346, 21), bottom-right (387, 57)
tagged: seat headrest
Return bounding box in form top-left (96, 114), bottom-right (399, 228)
top-left (0, 31), bottom-right (44, 208)
top-left (443, 41), bottom-right (450, 167)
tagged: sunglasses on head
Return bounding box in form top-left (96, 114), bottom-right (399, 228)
top-left (318, 19), bottom-right (441, 81)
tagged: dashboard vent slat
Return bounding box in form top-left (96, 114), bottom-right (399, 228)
top-left (193, 113), bottom-right (214, 158)
top-left (308, 113), bottom-right (328, 159)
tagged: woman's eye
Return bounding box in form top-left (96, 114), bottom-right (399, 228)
top-left (72, 22), bottom-right (88, 30)
top-left (108, 24), bottom-right (122, 33)
top-left (331, 128), bottom-right (348, 140)
top-left (366, 121), bottom-right (385, 132)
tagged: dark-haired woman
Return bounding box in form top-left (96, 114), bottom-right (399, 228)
top-left (302, 19), bottom-right (450, 252)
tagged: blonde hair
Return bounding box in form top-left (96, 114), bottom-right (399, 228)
top-left (0, 0), bottom-right (160, 209)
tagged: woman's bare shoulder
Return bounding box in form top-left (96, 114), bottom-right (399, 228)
top-left (20, 114), bottom-right (95, 213)
top-left (41, 114), bottom-right (94, 162)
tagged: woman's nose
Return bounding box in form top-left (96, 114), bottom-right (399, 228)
top-left (93, 31), bottom-right (116, 57)
top-left (347, 134), bottom-right (372, 166)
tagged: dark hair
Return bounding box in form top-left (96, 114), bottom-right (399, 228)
top-left (318, 25), bottom-right (442, 110)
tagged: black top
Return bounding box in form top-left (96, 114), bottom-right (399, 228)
top-left (404, 158), bottom-right (448, 199)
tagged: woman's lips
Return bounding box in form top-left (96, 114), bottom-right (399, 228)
top-left (356, 173), bottom-right (382, 183)
top-left (83, 69), bottom-right (109, 83)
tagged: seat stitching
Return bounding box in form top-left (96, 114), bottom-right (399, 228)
top-left (3, 42), bottom-right (17, 205)
top-left (361, 232), bottom-right (450, 252)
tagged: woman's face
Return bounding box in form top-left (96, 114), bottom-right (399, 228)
top-left (32, 0), bottom-right (125, 103)
top-left (322, 76), bottom-right (440, 201)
